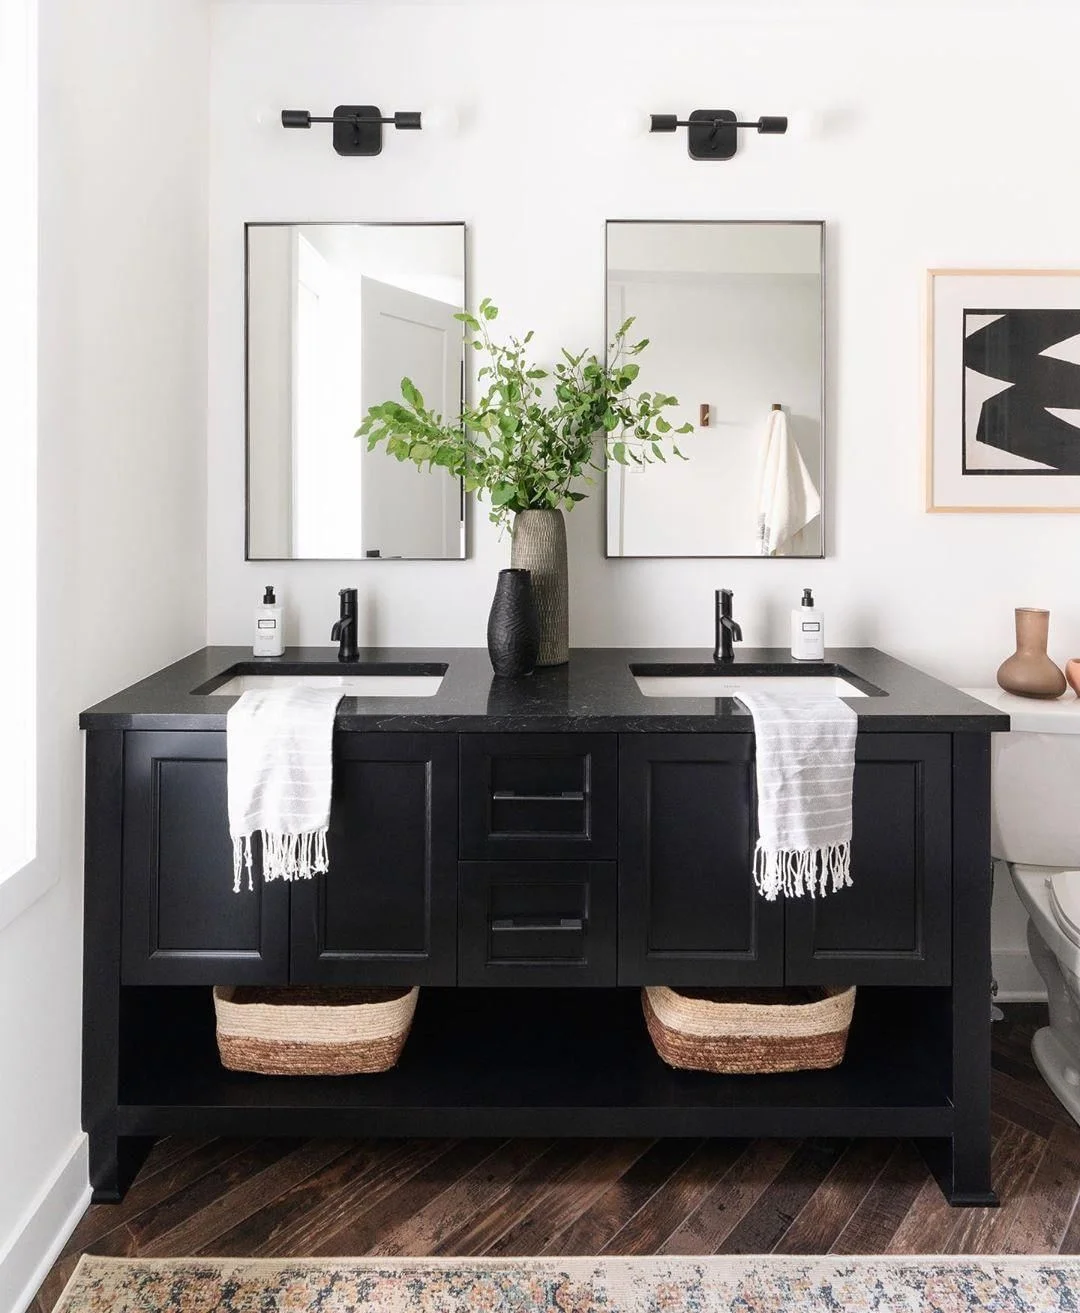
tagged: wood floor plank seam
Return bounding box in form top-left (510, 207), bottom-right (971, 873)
top-left (716, 1138), bottom-right (849, 1255)
top-left (314, 1139), bottom-right (512, 1256)
top-left (827, 1141), bottom-right (932, 1254)
top-left (364, 1139), bottom-right (557, 1258)
top-left (191, 1143), bottom-right (383, 1259)
top-left (146, 1139), bottom-right (356, 1257)
top-left (772, 1140), bottom-right (896, 1255)
top-left (657, 1139), bottom-right (793, 1256)
top-left (484, 1140), bottom-right (655, 1258)
top-left (999, 1121), bottom-right (1080, 1254)
top-left (441, 1140), bottom-right (595, 1257)
top-left (826, 1147), bottom-right (895, 1255)
top-left (536, 1139), bottom-right (701, 1258)
top-left (254, 1140), bottom-right (464, 1259)
top-left (599, 1140), bottom-right (754, 1255)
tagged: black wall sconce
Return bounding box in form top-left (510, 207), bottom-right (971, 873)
top-left (650, 110), bottom-right (788, 161)
top-left (281, 105), bottom-right (422, 156)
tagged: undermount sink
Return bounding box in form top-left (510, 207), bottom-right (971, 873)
top-left (632, 666), bottom-right (872, 700)
top-left (203, 671), bottom-right (445, 697)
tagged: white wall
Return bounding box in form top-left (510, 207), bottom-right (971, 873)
top-left (207, 0), bottom-right (1080, 672)
top-left (206, 0), bottom-right (1080, 990)
top-left (0, 1), bottom-right (209, 1308)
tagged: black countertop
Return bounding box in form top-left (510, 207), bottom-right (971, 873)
top-left (79, 646), bottom-right (1009, 734)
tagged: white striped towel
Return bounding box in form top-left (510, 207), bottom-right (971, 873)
top-left (736, 690), bottom-right (858, 900)
top-left (227, 687), bottom-right (343, 891)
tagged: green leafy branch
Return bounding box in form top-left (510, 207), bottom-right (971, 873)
top-left (355, 298), bottom-right (693, 532)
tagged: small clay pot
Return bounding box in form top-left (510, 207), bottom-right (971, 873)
top-left (1066, 659), bottom-right (1080, 697)
top-left (996, 608), bottom-right (1066, 699)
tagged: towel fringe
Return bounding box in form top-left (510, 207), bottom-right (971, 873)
top-left (232, 828), bottom-right (330, 890)
top-left (753, 840), bottom-right (851, 902)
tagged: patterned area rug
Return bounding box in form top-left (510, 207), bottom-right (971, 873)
top-left (53, 1254), bottom-right (1080, 1312)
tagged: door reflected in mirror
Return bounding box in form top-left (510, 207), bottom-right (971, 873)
top-left (246, 221), bottom-right (466, 561)
top-left (605, 220), bottom-right (824, 558)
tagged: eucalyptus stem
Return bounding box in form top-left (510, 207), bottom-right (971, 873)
top-left (355, 299), bottom-right (693, 533)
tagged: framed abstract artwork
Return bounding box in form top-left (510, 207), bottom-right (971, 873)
top-left (926, 269), bottom-right (1080, 512)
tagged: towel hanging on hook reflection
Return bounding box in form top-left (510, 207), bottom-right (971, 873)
top-left (756, 405), bottom-right (821, 556)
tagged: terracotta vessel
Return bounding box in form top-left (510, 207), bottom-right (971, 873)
top-left (996, 608), bottom-right (1066, 699)
top-left (1066, 659), bottom-right (1080, 697)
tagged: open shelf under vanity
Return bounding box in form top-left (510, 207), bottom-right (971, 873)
top-left (117, 985), bottom-right (954, 1140)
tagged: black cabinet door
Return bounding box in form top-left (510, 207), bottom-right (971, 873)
top-left (618, 734), bottom-right (783, 986)
top-left (290, 734), bottom-right (458, 985)
top-left (121, 732), bottom-right (290, 985)
top-left (785, 734), bottom-right (952, 985)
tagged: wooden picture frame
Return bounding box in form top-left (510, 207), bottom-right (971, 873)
top-left (926, 268), bottom-right (1080, 512)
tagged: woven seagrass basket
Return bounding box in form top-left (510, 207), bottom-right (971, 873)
top-left (643, 984), bottom-right (856, 1075)
top-left (213, 984), bottom-right (418, 1076)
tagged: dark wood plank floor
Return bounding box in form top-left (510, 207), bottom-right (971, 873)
top-left (34, 1005), bottom-right (1080, 1311)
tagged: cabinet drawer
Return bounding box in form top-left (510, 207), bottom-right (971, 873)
top-left (459, 862), bottom-right (616, 985)
top-left (460, 734), bottom-right (617, 860)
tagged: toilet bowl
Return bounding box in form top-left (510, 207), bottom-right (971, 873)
top-left (965, 687), bottom-right (1080, 1124)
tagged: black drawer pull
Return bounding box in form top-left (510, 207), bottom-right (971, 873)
top-left (491, 790), bottom-right (585, 802)
top-left (491, 916), bottom-right (585, 933)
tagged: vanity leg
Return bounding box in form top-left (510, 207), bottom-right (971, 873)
top-left (931, 732), bottom-right (998, 1207)
top-left (916, 1136), bottom-right (996, 1208)
top-left (88, 1124), bottom-right (155, 1203)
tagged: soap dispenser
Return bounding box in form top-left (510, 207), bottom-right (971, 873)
top-left (791, 588), bottom-right (824, 661)
top-left (254, 585), bottom-right (285, 657)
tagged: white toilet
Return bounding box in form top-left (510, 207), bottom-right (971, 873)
top-left (967, 687), bottom-right (1080, 1123)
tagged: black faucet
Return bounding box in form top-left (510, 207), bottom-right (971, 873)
top-left (713, 589), bottom-right (743, 663)
top-left (331, 588), bottom-right (359, 662)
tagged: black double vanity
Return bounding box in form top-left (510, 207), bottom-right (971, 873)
top-left (80, 646), bottom-right (1007, 1206)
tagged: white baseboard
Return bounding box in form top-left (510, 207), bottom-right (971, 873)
top-left (994, 949), bottom-right (1048, 1003)
top-left (0, 1133), bottom-right (89, 1313)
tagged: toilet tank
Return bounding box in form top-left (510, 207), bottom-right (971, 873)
top-left (964, 688), bottom-right (1080, 867)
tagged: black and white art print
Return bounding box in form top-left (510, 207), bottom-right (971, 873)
top-left (963, 309), bottom-right (1080, 474)
top-left (928, 271), bottom-right (1080, 511)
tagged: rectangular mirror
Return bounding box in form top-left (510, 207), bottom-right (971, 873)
top-left (605, 220), bottom-right (824, 558)
top-left (246, 221), bottom-right (466, 560)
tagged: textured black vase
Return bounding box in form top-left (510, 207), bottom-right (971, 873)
top-left (487, 568), bottom-right (541, 677)
top-left (511, 509), bottom-right (568, 666)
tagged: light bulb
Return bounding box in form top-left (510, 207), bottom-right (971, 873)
top-left (613, 107), bottom-right (652, 138)
top-left (787, 109), bottom-right (820, 141)
top-left (423, 104), bottom-right (460, 137)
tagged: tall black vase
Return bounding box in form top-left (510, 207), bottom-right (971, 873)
top-left (487, 568), bottom-right (541, 677)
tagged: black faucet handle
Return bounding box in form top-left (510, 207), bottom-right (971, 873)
top-left (714, 588), bottom-right (740, 662)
